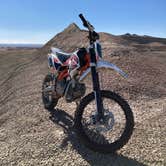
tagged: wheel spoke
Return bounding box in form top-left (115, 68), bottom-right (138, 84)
top-left (81, 93), bottom-right (127, 145)
top-left (42, 74), bottom-right (59, 109)
top-left (75, 90), bottom-right (134, 153)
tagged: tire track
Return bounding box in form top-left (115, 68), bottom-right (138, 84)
top-left (0, 51), bottom-right (43, 87)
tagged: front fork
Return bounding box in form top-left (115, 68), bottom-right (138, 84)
top-left (89, 47), bottom-right (104, 121)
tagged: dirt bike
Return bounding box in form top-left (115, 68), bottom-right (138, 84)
top-left (42, 14), bottom-right (134, 153)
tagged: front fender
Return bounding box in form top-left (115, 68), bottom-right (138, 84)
top-left (79, 60), bottom-right (128, 82)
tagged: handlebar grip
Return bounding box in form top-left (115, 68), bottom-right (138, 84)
top-left (79, 14), bottom-right (88, 27)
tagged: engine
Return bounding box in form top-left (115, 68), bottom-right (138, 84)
top-left (64, 80), bottom-right (86, 102)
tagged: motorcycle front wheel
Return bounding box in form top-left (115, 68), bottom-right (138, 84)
top-left (74, 90), bottom-right (134, 153)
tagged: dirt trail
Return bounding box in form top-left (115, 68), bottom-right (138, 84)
top-left (0, 48), bottom-right (165, 165)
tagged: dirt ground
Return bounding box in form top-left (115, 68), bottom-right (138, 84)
top-left (0, 48), bottom-right (165, 166)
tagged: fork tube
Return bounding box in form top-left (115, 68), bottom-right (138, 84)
top-left (89, 46), bottom-right (103, 120)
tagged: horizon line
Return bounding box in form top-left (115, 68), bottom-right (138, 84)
top-left (0, 31), bottom-right (165, 45)
top-left (0, 43), bottom-right (44, 45)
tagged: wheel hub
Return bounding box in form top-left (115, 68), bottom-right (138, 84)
top-left (90, 109), bottom-right (115, 132)
top-left (43, 83), bottom-right (53, 104)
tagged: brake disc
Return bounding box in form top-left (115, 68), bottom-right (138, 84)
top-left (89, 109), bottom-right (115, 133)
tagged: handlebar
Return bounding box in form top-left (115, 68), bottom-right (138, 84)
top-left (79, 13), bottom-right (100, 43)
top-left (79, 14), bottom-right (88, 28)
top-left (79, 13), bottom-right (94, 32)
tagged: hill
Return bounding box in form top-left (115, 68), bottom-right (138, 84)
top-left (0, 24), bottom-right (165, 165)
top-left (41, 23), bottom-right (166, 57)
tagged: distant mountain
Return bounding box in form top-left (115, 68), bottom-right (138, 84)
top-left (41, 23), bottom-right (166, 56)
top-left (121, 33), bottom-right (166, 45)
top-left (0, 44), bottom-right (43, 48)
top-left (41, 23), bottom-right (87, 54)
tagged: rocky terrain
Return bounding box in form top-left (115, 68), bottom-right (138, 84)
top-left (0, 24), bottom-right (166, 165)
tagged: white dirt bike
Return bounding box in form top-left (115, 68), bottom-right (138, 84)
top-left (42, 14), bottom-right (134, 153)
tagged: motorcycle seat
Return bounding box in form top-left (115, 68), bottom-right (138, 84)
top-left (51, 47), bottom-right (73, 63)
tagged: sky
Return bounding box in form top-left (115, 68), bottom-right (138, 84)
top-left (0, 0), bottom-right (166, 44)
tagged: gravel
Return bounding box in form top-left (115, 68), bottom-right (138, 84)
top-left (0, 48), bottom-right (165, 166)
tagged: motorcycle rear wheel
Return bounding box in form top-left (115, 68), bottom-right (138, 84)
top-left (74, 90), bottom-right (134, 153)
top-left (42, 74), bottom-right (59, 110)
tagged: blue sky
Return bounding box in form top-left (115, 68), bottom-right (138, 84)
top-left (0, 0), bottom-right (166, 44)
